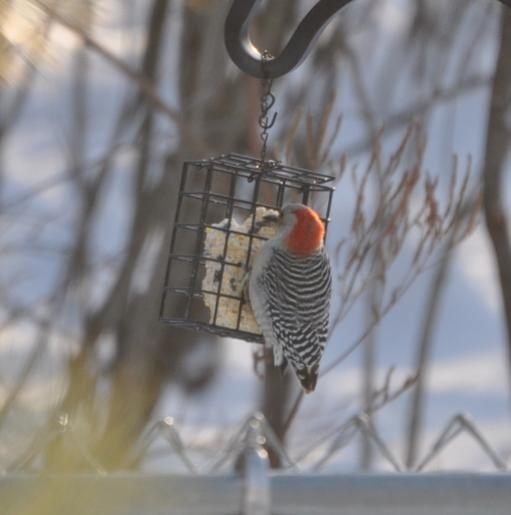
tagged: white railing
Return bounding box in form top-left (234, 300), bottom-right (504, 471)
top-left (1, 472), bottom-right (510, 515)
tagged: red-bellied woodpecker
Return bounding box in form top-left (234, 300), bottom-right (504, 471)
top-left (248, 203), bottom-right (332, 393)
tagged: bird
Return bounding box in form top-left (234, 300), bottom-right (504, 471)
top-left (248, 203), bottom-right (332, 393)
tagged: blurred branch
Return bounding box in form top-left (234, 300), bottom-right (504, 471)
top-left (295, 368), bottom-right (417, 466)
top-left (283, 125), bottom-right (479, 439)
top-left (0, 64), bottom-right (37, 138)
top-left (33, 0), bottom-right (179, 122)
top-left (259, 354), bottom-right (293, 468)
top-left (91, 0), bottom-right (177, 469)
top-left (0, 320), bottom-right (48, 427)
top-left (344, 73), bottom-right (491, 158)
top-left (482, 7), bottom-right (511, 397)
top-left (404, 195), bottom-right (476, 469)
top-left (1, 126), bottom-right (177, 216)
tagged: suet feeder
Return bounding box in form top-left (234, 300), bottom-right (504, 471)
top-left (159, 0), bottom-right (346, 342)
top-left (159, 153), bottom-right (334, 343)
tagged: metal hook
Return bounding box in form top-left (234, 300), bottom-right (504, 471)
top-left (224, 0), bottom-right (355, 79)
top-left (226, 0), bottom-right (511, 79)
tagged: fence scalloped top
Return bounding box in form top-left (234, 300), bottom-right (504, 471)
top-left (224, 0), bottom-right (511, 79)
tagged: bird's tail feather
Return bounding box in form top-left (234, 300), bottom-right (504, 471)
top-left (297, 365), bottom-right (318, 393)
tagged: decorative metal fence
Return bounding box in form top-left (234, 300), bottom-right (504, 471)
top-left (1, 412), bottom-right (510, 515)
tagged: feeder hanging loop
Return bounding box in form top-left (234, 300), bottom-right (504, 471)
top-left (224, 0), bottom-right (356, 79)
top-left (258, 51), bottom-right (277, 165)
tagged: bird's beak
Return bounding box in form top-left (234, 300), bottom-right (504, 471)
top-left (252, 210), bottom-right (281, 234)
top-left (262, 211), bottom-right (281, 224)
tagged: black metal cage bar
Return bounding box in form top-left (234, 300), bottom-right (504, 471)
top-left (160, 153), bottom-right (335, 343)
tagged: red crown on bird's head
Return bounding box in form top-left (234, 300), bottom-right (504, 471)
top-left (284, 205), bottom-right (325, 256)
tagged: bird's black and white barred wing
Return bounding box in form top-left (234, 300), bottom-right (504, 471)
top-left (259, 247), bottom-right (332, 378)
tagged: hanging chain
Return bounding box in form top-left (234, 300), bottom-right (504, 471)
top-left (258, 50), bottom-right (278, 165)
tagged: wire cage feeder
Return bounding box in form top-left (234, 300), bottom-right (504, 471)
top-left (159, 153), bottom-right (335, 343)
